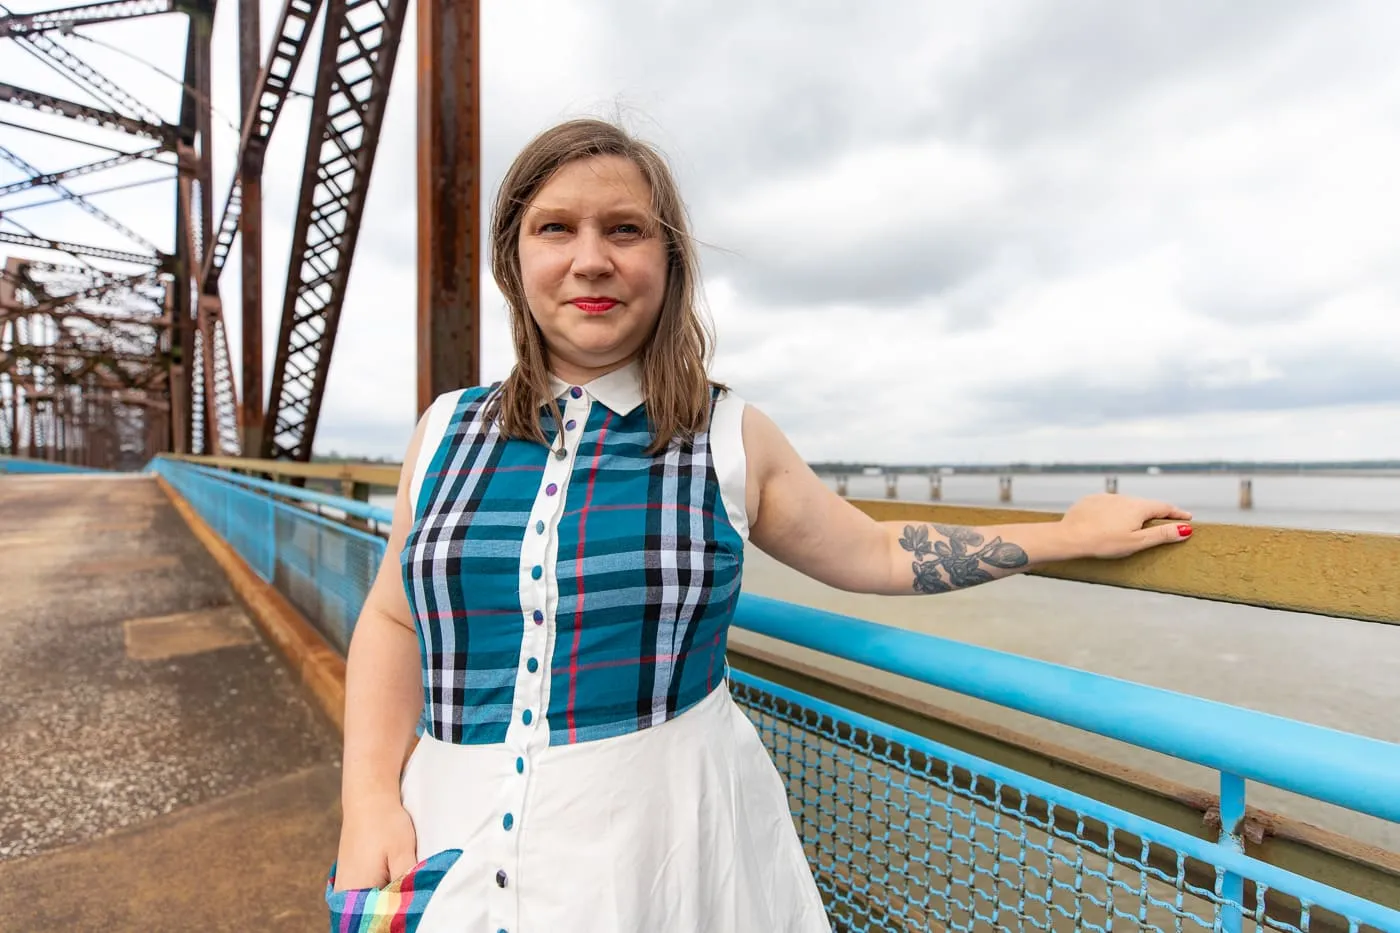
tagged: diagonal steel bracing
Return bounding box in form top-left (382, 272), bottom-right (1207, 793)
top-left (0, 82), bottom-right (178, 148)
top-left (0, 147), bottom-right (169, 197)
top-left (262, 0), bottom-right (409, 460)
top-left (201, 0), bottom-right (325, 291)
top-left (0, 145), bottom-right (162, 255)
top-left (0, 0), bottom-right (177, 38)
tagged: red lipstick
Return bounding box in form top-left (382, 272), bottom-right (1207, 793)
top-left (572, 298), bottom-right (618, 315)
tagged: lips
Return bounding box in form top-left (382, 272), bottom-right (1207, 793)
top-left (571, 298), bottom-right (619, 314)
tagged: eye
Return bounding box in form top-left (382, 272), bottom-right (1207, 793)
top-left (537, 221), bottom-right (568, 234)
top-left (612, 223), bottom-right (645, 237)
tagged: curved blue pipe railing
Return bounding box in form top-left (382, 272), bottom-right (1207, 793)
top-left (179, 461), bottom-right (394, 525)
top-left (734, 592), bottom-right (1400, 824)
top-left (0, 455), bottom-right (105, 474)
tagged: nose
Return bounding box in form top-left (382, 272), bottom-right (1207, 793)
top-left (570, 226), bottom-right (614, 279)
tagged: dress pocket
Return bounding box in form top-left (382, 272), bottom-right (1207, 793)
top-left (324, 848), bottom-right (463, 932)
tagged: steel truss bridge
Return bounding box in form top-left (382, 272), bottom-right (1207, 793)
top-left (0, 0), bottom-right (480, 469)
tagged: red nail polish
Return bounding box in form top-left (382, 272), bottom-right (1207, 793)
top-left (1178, 524), bottom-right (1193, 537)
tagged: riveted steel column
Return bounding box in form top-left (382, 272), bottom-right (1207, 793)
top-left (416, 0), bottom-right (480, 415)
top-left (238, 0), bottom-right (264, 457)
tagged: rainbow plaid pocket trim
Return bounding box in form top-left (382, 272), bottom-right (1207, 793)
top-left (325, 848), bottom-right (463, 932)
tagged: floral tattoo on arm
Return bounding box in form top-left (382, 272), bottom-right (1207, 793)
top-left (898, 524), bottom-right (1029, 594)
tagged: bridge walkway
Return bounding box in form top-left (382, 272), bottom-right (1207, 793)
top-left (0, 473), bottom-right (342, 931)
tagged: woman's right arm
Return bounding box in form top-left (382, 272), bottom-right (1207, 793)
top-left (333, 412), bottom-right (433, 892)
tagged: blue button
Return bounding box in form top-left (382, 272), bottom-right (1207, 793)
top-left (527, 657), bottom-right (538, 673)
top-left (535, 520), bottom-right (544, 534)
top-left (570, 386), bottom-right (582, 398)
top-left (530, 565), bottom-right (542, 580)
top-left (503, 813), bottom-right (514, 831)
top-left (522, 709), bottom-right (533, 725)
top-left (516, 757), bottom-right (524, 773)
top-left (565, 419), bottom-right (577, 431)
top-left (532, 609), bottom-right (543, 624)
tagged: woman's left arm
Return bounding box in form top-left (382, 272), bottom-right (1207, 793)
top-left (743, 405), bottom-right (1193, 596)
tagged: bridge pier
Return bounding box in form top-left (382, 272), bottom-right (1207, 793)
top-left (1106, 476), bottom-right (1119, 494)
top-left (999, 476), bottom-right (1013, 503)
top-left (885, 473), bottom-right (898, 500)
top-left (929, 474), bottom-right (942, 501)
top-left (835, 475), bottom-right (848, 497)
top-left (1240, 478), bottom-right (1254, 510)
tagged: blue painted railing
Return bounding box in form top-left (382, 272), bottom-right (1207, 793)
top-left (150, 457), bottom-right (1400, 933)
top-left (0, 455), bottom-right (105, 474)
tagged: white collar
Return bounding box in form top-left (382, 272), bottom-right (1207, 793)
top-left (546, 360), bottom-right (644, 416)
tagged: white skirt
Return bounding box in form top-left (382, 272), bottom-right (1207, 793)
top-left (398, 682), bottom-right (831, 932)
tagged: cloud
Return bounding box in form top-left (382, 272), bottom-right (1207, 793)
top-left (4, 0), bottom-right (1400, 464)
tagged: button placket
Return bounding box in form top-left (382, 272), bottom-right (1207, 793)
top-left (491, 391), bottom-right (588, 933)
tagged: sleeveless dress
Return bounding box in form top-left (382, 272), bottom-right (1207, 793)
top-left (326, 363), bottom-right (830, 932)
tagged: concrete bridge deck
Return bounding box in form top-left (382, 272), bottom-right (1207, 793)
top-left (0, 474), bottom-right (342, 931)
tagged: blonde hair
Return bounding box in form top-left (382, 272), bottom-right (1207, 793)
top-left (487, 119), bottom-right (720, 454)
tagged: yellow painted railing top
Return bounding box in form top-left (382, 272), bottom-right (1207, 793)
top-left (173, 456), bottom-right (1400, 625)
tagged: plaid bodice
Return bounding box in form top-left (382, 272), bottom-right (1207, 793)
top-left (400, 373), bottom-right (748, 747)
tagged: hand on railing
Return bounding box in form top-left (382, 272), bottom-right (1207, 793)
top-left (1058, 493), bottom-right (1194, 559)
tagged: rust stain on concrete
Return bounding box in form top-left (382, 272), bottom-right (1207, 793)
top-left (123, 606), bottom-right (258, 660)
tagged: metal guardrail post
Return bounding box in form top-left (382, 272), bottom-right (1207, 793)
top-left (1220, 772), bottom-right (1247, 933)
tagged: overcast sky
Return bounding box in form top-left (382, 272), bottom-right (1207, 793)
top-left (3, 1), bottom-right (1399, 464)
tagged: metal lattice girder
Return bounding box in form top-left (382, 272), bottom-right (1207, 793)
top-left (0, 0), bottom-right (175, 38)
top-left (0, 147), bottom-right (168, 197)
top-left (198, 294), bottom-right (239, 453)
top-left (13, 29), bottom-right (165, 126)
top-left (0, 144), bottom-right (161, 254)
top-left (201, 0), bottom-right (326, 290)
top-left (0, 231), bottom-right (160, 265)
top-left (263, 0), bottom-right (409, 460)
top-left (0, 267), bottom-right (160, 315)
top-left (0, 82), bottom-right (177, 148)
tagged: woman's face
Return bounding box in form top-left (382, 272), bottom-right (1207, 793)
top-left (518, 155), bottom-right (668, 381)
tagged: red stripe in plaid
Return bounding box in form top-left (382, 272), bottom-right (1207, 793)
top-left (568, 410), bottom-right (613, 743)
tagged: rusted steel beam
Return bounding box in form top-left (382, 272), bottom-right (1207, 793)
top-left (0, 82), bottom-right (177, 148)
top-left (201, 0), bottom-right (327, 291)
top-left (0, 232), bottom-right (159, 266)
top-left (237, 0), bottom-right (264, 457)
top-left (416, 0), bottom-right (479, 414)
top-left (12, 29), bottom-right (164, 125)
top-left (171, 29), bottom-right (197, 455)
top-left (0, 0), bottom-right (175, 38)
top-left (262, 0), bottom-right (410, 461)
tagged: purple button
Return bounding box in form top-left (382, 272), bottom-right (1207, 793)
top-left (533, 610), bottom-right (543, 624)
top-left (569, 386), bottom-right (582, 399)
top-left (565, 419), bottom-right (577, 431)
top-left (546, 483), bottom-right (558, 496)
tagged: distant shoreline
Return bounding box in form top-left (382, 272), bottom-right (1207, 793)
top-left (809, 460), bottom-right (1400, 476)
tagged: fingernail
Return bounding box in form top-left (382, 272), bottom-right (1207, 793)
top-left (1178, 524), bottom-right (1193, 537)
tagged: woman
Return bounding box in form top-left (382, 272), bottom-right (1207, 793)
top-left (328, 119), bottom-right (1193, 932)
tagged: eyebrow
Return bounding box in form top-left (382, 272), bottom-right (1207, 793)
top-left (525, 204), bottom-right (655, 226)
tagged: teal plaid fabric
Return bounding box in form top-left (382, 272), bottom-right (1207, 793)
top-left (400, 385), bottom-right (744, 746)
